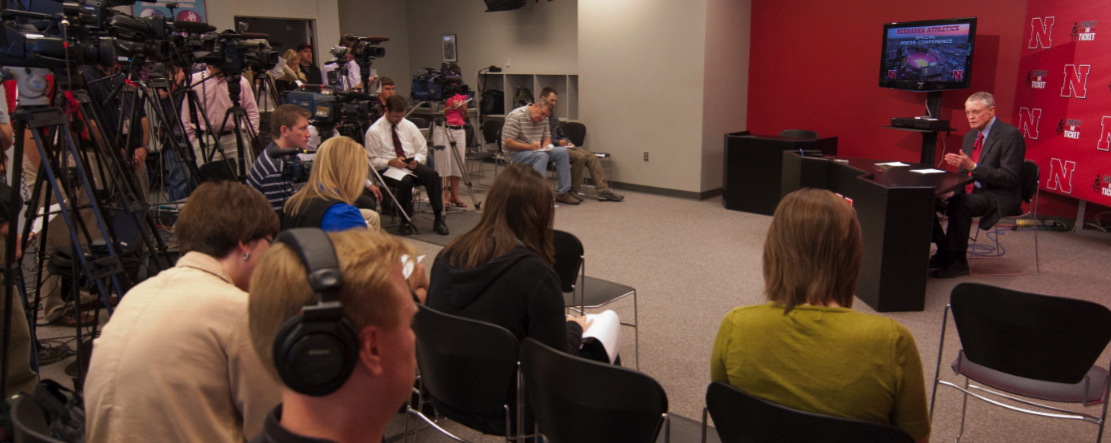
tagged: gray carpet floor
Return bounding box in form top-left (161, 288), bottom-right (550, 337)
top-left (30, 170), bottom-right (1111, 442)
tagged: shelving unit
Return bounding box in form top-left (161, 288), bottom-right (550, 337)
top-left (476, 73), bottom-right (579, 122)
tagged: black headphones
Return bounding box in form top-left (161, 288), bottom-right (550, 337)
top-left (271, 228), bottom-right (361, 396)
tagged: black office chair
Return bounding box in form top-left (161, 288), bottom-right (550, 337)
top-left (703, 382), bottom-right (915, 443)
top-left (778, 129), bottom-right (819, 139)
top-left (551, 230), bottom-right (640, 369)
top-left (969, 160), bottom-right (1040, 275)
top-left (11, 395), bottom-right (65, 443)
top-left (464, 122), bottom-right (498, 178)
top-left (930, 283), bottom-right (1111, 442)
top-left (520, 338), bottom-right (669, 443)
top-left (481, 120), bottom-right (508, 176)
top-left (405, 305), bottom-right (528, 442)
top-left (409, 117), bottom-right (430, 129)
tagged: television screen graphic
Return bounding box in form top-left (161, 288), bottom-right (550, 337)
top-left (879, 18), bottom-right (976, 91)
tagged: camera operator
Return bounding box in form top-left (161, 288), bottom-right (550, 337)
top-left (180, 65), bottom-right (260, 167)
top-left (247, 104), bottom-right (312, 215)
top-left (80, 62), bottom-right (150, 194)
top-left (296, 44), bottom-right (323, 85)
top-left (321, 35), bottom-right (377, 92)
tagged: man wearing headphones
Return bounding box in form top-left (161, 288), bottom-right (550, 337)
top-left (247, 228), bottom-right (420, 443)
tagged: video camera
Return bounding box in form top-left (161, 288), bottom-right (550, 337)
top-left (198, 29), bottom-right (279, 76)
top-left (411, 63), bottom-right (469, 102)
top-left (285, 85), bottom-right (377, 141)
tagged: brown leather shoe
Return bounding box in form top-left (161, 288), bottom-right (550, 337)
top-left (556, 192), bottom-right (581, 205)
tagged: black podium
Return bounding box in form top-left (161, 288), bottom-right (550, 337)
top-left (781, 153), bottom-right (972, 312)
top-left (723, 133), bottom-right (837, 215)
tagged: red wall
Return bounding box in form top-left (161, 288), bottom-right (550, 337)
top-left (747, 0), bottom-right (1083, 218)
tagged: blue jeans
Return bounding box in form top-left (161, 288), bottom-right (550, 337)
top-left (165, 150), bottom-right (193, 201)
top-left (511, 146), bottom-right (571, 194)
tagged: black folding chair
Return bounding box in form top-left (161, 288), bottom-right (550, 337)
top-left (11, 395), bottom-right (65, 443)
top-left (551, 230), bottom-right (640, 369)
top-left (969, 160), bottom-right (1041, 275)
top-left (703, 382), bottom-right (915, 443)
top-left (559, 122), bottom-right (611, 196)
top-left (520, 338), bottom-right (669, 443)
top-left (930, 283), bottom-right (1111, 442)
top-left (778, 129), bottom-right (819, 139)
top-left (405, 305), bottom-right (529, 443)
top-left (481, 120), bottom-right (508, 176)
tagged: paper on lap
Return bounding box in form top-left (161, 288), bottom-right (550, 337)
top-left (384, 167), bottom-right (417, 181)
top-left (582, 310), bottom-right (621, 364)
top-left (400, 254), bottom-right (425, 279)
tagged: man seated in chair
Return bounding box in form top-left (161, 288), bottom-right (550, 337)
top-left (247, 229), bottom-right (419, 443)
top-left (538, 88), bottom-right (624, 202)
top-left (364, 95), bottom-right (449, 235)
top-left (502, 98), bottom-right (580, 205)
top-left (931, 91), bottom-right (1025, 278)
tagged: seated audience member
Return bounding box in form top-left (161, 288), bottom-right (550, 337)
top-left (501, 98), bottom-right (579, 205)
top-left (248, 104), bottom-right (313, 215)
top-left (275, 49), bottom-right (307, 92)
top-left (538, 87), bottom-right (623, 202)
top-left (84, 181), bottom-right (282, 443)
top-left (282, 136), bottom-right (382, 231)
top-left (365, 95), bottom-right (449, 235)
top-left (426, 164), bottom-right (610, 433)
top-left (247, 229), bottom-right (419, 443)
top-left (710, 188), bottom-right (930, 443)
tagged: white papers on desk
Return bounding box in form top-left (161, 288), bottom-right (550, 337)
top-left (876, 162), bottom-right (911, 167)
top-left (31, 203), bottom-right (62, 234)
top-left (911, 168), bottom-right (947, 174)
top-left (400, 254), bottom-right (426, 279)
top-left (383, 167), bottom-right (417, 181)
top-left (581, 310), bottom-right (621, 364)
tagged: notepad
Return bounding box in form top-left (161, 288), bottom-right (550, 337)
top-left (400, 254), bottom-right (426, 279)
top-left (384, 167), bottom-right (417, 181)
top-left (911, 168), bottom-right (946, 174)
top-left (581, 310), bottom-right (621, 364)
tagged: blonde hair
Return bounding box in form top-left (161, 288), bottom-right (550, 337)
top-left (283, 136), bottom-right (369, 216)
top-left (282, 49), bottom-right (300, 67)
top-left (249, 229), bottom-right (416, 383)
top-left (763, 188), bottom-right (861, 313)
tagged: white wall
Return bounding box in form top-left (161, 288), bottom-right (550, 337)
top-left (406, 0), bottom-right (578, 90)
top-left (579, 0), bottom-right (710, 193)
top-left (700, 0), bottom-right (751, 192)
top-left (205, 0), bottom-right (341, 72)
top-left (334, 0), bottom-right (412, 95)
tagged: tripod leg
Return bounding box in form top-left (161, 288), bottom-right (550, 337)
top-left (369, 166), bottom-right (420, 235)
top-left (444, 126), bottom-right (481, 210)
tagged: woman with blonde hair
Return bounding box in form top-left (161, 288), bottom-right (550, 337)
top-left (276, 49), bottom-right (306, 92)
top-left (710, 188), bottom-right (930, 443)
top-left (282, 136), bottom-right (380, 231)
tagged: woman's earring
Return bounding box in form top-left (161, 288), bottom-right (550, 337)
top-left (243, 252), bottom-right (251, 261)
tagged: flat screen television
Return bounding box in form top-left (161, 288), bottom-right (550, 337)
top-left (879, 17), bottom-right (976, 91)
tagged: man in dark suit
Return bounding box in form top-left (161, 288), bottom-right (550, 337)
top-left (931, 91), bottom-right (1026, 278)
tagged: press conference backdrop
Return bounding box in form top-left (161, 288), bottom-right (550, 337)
top-left (1014, 1), bottom-right (1111, 205)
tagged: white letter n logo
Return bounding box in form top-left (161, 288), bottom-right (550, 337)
top-left (1030, 16), bottom-right (1054, 49)
top-left (1048, 158), bottom-right (1076, 194)
top-left (1061, 64), bottom-right (1091, 98)
top-left (1019, 107), bottom-right (1041, 139)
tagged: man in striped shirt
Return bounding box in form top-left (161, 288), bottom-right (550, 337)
top-left (502, 98), bottom-right (579, 205)
top-left (248, 105), bottom-right (312, 215)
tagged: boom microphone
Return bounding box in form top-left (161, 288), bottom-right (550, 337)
top-left (171, 20), bottom-right (216, 34)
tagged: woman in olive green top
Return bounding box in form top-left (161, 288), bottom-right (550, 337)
top-left (710, 188), bottom-right (931, 442)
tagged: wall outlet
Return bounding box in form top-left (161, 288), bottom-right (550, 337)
top-left (505, 58), bottom-right (511, 67)
top-left (643, 152), bottom-right (649, 161)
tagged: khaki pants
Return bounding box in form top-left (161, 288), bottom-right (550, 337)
top-left (567, 147), bottom-right (609, 194)
top-left (359, 209), bottom-right (381, 232)
top-left (0, 237), bottom-right (38, 396)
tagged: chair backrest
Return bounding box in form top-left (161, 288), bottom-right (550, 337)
top-left (481, 120), bottom-right (502, 144)
top-left (551, 230), bottom-right (583, 293)
top-left (411, 305), bottom-right (521, 420)
top-left (950, 283), bottom-right (1111, 384)
top-left (779, 129), bottom-right (819, 139)
top-left (521, 339), bottom-right (668, 443)
top-left (705, 382), bottom-right (915, 443)
top-left (560, 122), bottom-right (587, 147)
top-left (1020, 160), bottom-right (1039, 203)
top-left (11, 395), bottom-right (64, 443)
top-left (409, 117), bottom-right (430, 129)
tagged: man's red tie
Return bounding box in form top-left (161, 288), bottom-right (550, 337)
top-left (392, 124), bottom-right (406, 159)
top-left (965, 132), bottom-right (983, 194)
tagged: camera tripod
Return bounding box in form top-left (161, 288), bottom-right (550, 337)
top-left (215, 71), bottom-right (262, 180)
top-left (180, 70), bottom-right (242, 181)
top-left (417, 101), bottom-right (481, 211)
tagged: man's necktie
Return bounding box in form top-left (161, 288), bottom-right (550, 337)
top-left (965, 132), bottom-right (983, 194)
top-left (392, 124), bottom-right (406, 159)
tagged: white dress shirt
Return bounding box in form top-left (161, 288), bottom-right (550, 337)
top-left (321, 59), bottom-right (362, 92)
top-left (364, 115), bottom-right (427, 170)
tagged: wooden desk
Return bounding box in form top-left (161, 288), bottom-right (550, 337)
top-left (782, 154), bottom-right (972, 312)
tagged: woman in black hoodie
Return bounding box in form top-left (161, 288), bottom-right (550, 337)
top-left (427, 163), bottom-right (592, 356)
